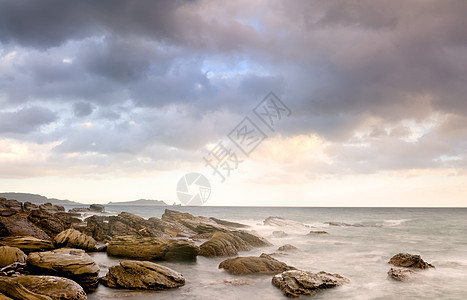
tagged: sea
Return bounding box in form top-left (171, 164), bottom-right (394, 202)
top-left (64, 206), bottom-right (467, 299)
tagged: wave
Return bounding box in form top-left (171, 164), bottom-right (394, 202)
top-left (383, 219), bottom-right (411, 227)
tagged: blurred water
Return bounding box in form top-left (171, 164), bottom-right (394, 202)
top-left (71, 206), bottom-right (467, 300)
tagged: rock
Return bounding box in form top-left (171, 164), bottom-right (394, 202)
top-left (307, 231), bottom-right (329, 235)
top-left (199, 232), bottom-right (252, 257)
top-left (39, 203), bottom-right (65, 214)
top-left (83, 215), bottom-right (110, 241)
top-left (27, 210), bottom-right (68, 238)
top-left (0, 213), bottom-right (51, 240)
top-left (27, 248), bottom-right (99, 290)
top-left (0, 275), bottom-right (87, 300)
top-left (23, 202), bottom-right (38, 212)
top-left (89, 204), bottom-right (104, 213)
top-left (54, 229), bottom-right (97, 251)
top-left (277, 244), bottom-right (298, 252)
top-left (68, 208), bottom-right (90, 213)
top-left (387, 268), bottom-right (415, 281)
top-left (107, 235), bottom-right (199, 261)
top-left (210, 217), bottom-right (249, 228)
top-left (325, 222), bottom-right (364, 227)
top-left (0, 209), bottom-right (17, 217)
top-left (388, 253), bottom-right (435, 269)
top-left (272, 231), bottom-right (288, 238)
top-left (0, 246), bottom-right (26, 267)
top-left (219, 253), bottom-right (295, 275)
top-left (101, 260), bottom-right (185, 290)
top-left (264, 217), bottom-right (308, 227)
top-left (0, 198), bottom-right (22, 211)
top-left (0, 236), bottom-right (54, 253)
top-left (0, 262), bottom-right (28, 277)
top-left (272, 270), bottom-right (349, 297)
top-left (199, 230), bottom-right (271, 257)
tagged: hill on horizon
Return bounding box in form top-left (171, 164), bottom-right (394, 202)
top-left (106, 199), bottom-right (169, 206)
top-left (0, 192), bottom-right (80, 205)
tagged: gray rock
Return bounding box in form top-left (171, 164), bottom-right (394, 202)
top-left (101, 260), bottom-right (185, 290)
top-left (0, 246), bottom-right (26, 267)
top-left (264, 217), bottom-right (308, 227)
top-left (388, 253), bottom-right (435, 269)
top-left (272, 231), bottom-right (288, 238)
top-left (89, 204), bottom-right (104, 213)
top-left (272, 270), bottom-right (349, 297)
top-left (219, 253), bottom-right (295, 275)
top-left (307, 230), bottom-right (329, 235)
top-left (27, 248), bottom-right (99, 290)
top-left (54, 229), bottom-right (96, 252)
top-left (277, 244), bottom-right (298, 252)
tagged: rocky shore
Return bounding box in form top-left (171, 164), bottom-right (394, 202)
top-left (0, 197), bottom-right (436, 299)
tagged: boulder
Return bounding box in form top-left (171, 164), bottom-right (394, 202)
top-left (210, 217), bottom-right (249, 228)
top-left (0, 246), bottom-right (26, 267)
top-left (0, 262), bottom-right (28, 277)
top-left (101, 260), bottom-right (185, 290)
top-left (387, 268), bottom-right (415, 281)
top-left (277, 244), bottom-right (298, 252)
top-left (0, 236), bottom-right (54, 253)
top-left (307, 231), bottom-right (329, 235)
top-left (388, 253), bottom-right (435, 269)
top-left (219, 253), bottom-right (295, 275)
top-left (27, 210), bottom-right (68, 238)
top-left (199, 232), bottom-right (252, 257)
top-left (38, 203), bottom-right (65, 214)
top-left (0, 213), bottom-right (51, 240)
top-left (0, 275), bottom-right (87, 300)
top-left (272, 270), bottom-right (349, 297)
top-left (272, 231), bottom-right (288, 238)
top-left (89, 204), bottom-right (104, 213)
top-left (0, 198), bottom-right (22, 211)
top-left (107, 235), bottom-right (199, 261)
top-left (83, 215), bottom-right (110, 241)
top-left (54, 229), bottom-right (96, 251)
top-left (27, 248), bottom-right (99, 290)
top-left (23, 202), bottom-right (38, 212)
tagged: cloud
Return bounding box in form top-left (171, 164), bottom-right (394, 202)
top-left (0, 106), bottom-right (57, 134)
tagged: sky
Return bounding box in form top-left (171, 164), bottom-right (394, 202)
top-left (0, 0), bottom-right (466, 206)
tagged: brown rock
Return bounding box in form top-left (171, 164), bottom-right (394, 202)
top-left (0, 213), bottom-right (51, 240)
top-left (1, 275), bottom-right (87, 300)
top-left (272, 270), bottom-right (349, 297)
top-left (101, 260), bottom-right (185, 290)
top-left (27, 248), bottom-right (99, 290)
top-left (27, 210), bottom-right (68, 238)
top-left (0, 246), bottom-right (26, 267)
top-left (219, 253), bottom-right (295, 275)
top-left (0, 236), bottom-right (54, 253)
top-left (387, 268), bottom-right (415, 281)
top-left (307, 231), bottom-right (329, 235)
top-left (277, 244), bottom-right (298, 252)
top-left (199, 232), bottom-right (252, 257)
top-left (54, 229), bottom-right (96, 251)
top-left (107, 235), bottom-right (199, 261)
top-left (388, 253), bottom-right (435, 269)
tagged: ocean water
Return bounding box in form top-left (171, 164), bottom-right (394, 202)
top-left (71, 206), bottom-right (467, 299)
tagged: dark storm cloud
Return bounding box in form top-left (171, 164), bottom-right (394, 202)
top-left (0, 106), bottom-right (56, 134)
top-left (0, 0), bottom-right (466, 175)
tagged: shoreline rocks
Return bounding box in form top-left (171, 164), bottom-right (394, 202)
top-left (101, 260), bottom-right (185, 290)
top-left (272, 270), bottom-right (350, 297)
top-left (0, 246), bottom-right (26, 267)
top-left (107, 235), bottom-right (199, 261)
top-left (54, 229), bottom-right (97, 252)
top-left (27, 248), bottom-right (100, 290)
top-left (387, 268), bottom-right (415, 281)
top-left (388, 253), bottom-right (435, 269)
top-left (219, 253), bottom-right (295, 275)
top-left (0, 236), bottom-right (54, 253)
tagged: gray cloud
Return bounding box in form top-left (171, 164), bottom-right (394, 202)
top-left (0, 106), bottom-right (56, 134)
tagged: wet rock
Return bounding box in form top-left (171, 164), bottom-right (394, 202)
top-left (219, 253), bottom-right (295, 275)
top-left (54, 229), bottom-right (97, 252)
top-left (0, 246), bottom-right (26, 267)
top-left (387, 268), bottom-right (415, 281)
top-left (83, 215), bottom-right (110, 241)
top-left (27, 248), bottom-right (99, 290)
top-left (0, 209), bottom-right (17, 217)
top-left (0, 275), bottom-right (87, 300)
top-left (272, 270), bottom-right (349, 297)
top-left (23, 202), bottom-right (38, 212)
top-left (210, 217), bottom-right (249, 228)
top-left (89, 204), bottom-right (104, 213)
top-left (28, 210), bottom-right (68, 238)
top-left (0, 236), bottom-right (54, 253)
top-left (0, 262), bottom-right (28, 277)
top-left (199, 232), bottom-right (252, 257)
top-left (39, 203), bottom-right (65, 214)
top-left (277, 244), bottom-right (298, 252)
top-left (272, 231), bottom-right (288, 238)
top-left (107, 235), bottom-right (199, 261)
top-left (307, 230), bottom-right (329, 235)
top-left (264, 217), bottom-right (308, 227)
top-left (101, 260), bottom-right (185, 290)
top-left (0, 213), bottom-right (51, 240)
top-left (388, 253), bottom-right (435, 269)
top-left (0, 198), bottom-right (22, 211)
